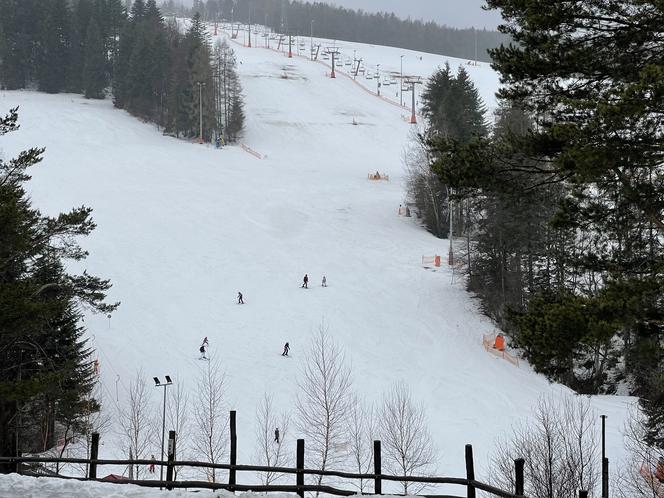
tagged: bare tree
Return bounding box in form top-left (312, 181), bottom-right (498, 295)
top-left (296, 327), bottom-right (353, 495)
top-left (490, 395), bottom-right (599, 498)
top-left (347, 396), bottom-right (377, 493)
top-left (118, 370), bottom-right (156, 480)
top-left (193, 359), bottom-right (229, 483)
top-left (167, 381), bottom-right (191, 480)
top-left (379, 382), bottom-right (436, 495)
top-left (614, 406), bottom-right (664, 498)
top-left (254, 393), bottom-right (291, 485)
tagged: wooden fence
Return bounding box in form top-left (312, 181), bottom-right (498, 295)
top-left (0, 410), bottom-right (593, 498)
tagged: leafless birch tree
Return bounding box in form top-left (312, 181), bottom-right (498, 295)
top-left (379, 382), bottom-right (436, 495)
top-left (614, 406), bottom-right (664, 498)
top-left (296, 327), bottom-right (353, 495)
top-left (347, 396), bottom-right (378, 493)
top-left (490, 395), bottom-right (599, 498)
top-left (254, 393), bottom-right (291, 485)
top-left (167, 381), bottom-right (191, 480)
top-left (193, 359), bottom-right (229, 483)
top-left (118, 370), bottom-right (156, 480)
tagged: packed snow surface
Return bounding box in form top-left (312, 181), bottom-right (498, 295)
top-left (0, 26), bottom-right (634, 495)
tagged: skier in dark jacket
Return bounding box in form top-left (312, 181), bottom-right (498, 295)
top-left (302, 274), bottom-right (308, 288)
top-left (282, 342), bottom-right (290, 356)
top-left (237, 291), bottom-right (244, 304)
top-left (274, 428), bottom-right (280, 443)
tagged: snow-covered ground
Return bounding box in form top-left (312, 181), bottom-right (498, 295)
top-left (0, 26), bottom-right (634, 496)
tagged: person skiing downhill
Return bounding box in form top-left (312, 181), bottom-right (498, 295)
top-left (202, 337), bottom-right (209, 347)
top-left (282, 342), bottom-right (290, 356)
top-left (237, 291), bottom-right (244, 304)
top-left (199, 344), bottom-right (207, 360)
top-left (274, 428), bottom-right (280, 443)
top-left (322, 276), bottom-right (327, 287)
top-left (302, 274), bottom-right (308, 288)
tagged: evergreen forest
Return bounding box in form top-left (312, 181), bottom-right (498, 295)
top-left (0, 0), bottom-right (245, 142)
top-left (407, 0), bottom-right (664, 452)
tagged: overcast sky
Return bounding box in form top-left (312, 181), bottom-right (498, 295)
top-left (321, 0), bottom-right (503, 29)
top-left (170, 0), bottom-right (504, 30)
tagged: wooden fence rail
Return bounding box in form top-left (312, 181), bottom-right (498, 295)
top-left (0, 410), bottom-right (591, 498)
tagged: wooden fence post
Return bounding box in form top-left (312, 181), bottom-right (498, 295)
top-left (166, 430), bottom-right (176, 490)
top-left (514, 458), bottom-right (524, 496)
top-left (374, 440), bottom-right (382, 495)
top-left (229, 410), bottom-right (237, 490)
top-left (296, 439), bottom-right (305, 498)
top-left (465, 444), bottom-right (476, 498)
top-left (89, 433), bottom-right (99, 479)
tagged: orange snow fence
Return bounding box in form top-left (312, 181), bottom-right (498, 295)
top-left (483, 334), bottom-right (519, 367)
top-left (640, 462), bottom-right (664, 497)
top-left (422, 255), bottom-right (441, 267)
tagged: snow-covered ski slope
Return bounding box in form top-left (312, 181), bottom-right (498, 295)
top-left (1, 28), bottom-right (634, 486)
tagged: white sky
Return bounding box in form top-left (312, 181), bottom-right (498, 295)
top-left (320, 0), bottom-right (503, 30)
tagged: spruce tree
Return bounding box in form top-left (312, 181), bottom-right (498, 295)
top-left (83, 18), bottom-right (107, 99)
top-left (0, 108), bottom-right (117, 466)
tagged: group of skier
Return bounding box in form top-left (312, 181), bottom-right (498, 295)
top-left (301, 274), bottom-right (326, 288)
top-left (197, 274), bottom-right (328, 359)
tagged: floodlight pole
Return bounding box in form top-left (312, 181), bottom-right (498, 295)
top-left (197, 82), bottom-right (205, 143)
top-left (400, 55), bottom-right (404, 106)
top-left (310, 20), bottom-right (314, 60)
top-left (154, 376), bottom-right (173, 487)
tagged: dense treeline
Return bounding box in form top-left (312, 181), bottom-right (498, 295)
top-left (0, 0), bottom-right (244, 142)
top-left (413, 0), bottom-right (664, 449)
top-left (160, 0), bottom-right (509, 63)
top-left (0, 108), bottom-right (118, 466)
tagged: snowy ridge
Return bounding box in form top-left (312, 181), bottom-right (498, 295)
top-left (0, 26), bottom-right (633, 495)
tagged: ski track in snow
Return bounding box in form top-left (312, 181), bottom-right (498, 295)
top-left (0, 27), bottom-right (635, 495)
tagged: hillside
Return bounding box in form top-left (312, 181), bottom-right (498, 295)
top-left (0, 27), bottom-right (634, 493)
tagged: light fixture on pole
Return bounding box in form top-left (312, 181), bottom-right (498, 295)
top-left (197, 82), bottom-right (205, 143)
top-left (154, 375), bottom-right (173, 488)
top-left (400, 55), bottom-right (404, 106)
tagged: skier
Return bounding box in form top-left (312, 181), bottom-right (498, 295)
top-left (237, 291), bottom-right (244, 304)
top-left (282, 342), bottom-right (290, 356)
top-left (302, 274), bottom-right (308, 289)
top-left (322, 276), bottom-right (327, 287)
top-left (274, 428), bottom-right (280, 443)
top-left (199, 344), bottom-right (208, 360)
top-left (149, 454), bottom-right (156, 473)
top-left (202, 337), bottom-right (209, 347)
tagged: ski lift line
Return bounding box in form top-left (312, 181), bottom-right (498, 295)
top-left (219, 26), bottom-right (419, 115)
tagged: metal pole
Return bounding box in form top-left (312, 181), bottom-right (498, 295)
top-left (310, 20), bottom-right (314, 60)
top-left (449, 186), bottom-right (454, 265)
top-left (160, 385), bottom-right (166, 486)
top-left (376, 64), bottom-right (380, 96)
top-left (400, 55), bottom-right (404, 106)
top-left (198, 82), bottom-right (204, 143)
top-left (601, 415), bottom-right (607, 498)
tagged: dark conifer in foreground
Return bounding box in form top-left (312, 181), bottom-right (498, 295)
top-left (0, 108), bottom-right (118, 466)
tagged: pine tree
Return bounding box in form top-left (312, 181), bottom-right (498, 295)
top-left (35, 0), bottom-right (72, 93)
top-left (83, 18), bottom-right (107, 98)
top-left (0, 108), bottom-right (118, 467)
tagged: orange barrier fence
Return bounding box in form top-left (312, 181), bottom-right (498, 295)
top-left (368, 173), bottom-right (389, 181)
top-left (483, 334), bottom-right (520, 367)
top-left (640, 463), bottom-right (664, 497)
top-left (422, 255), bottom-right (441, 267)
